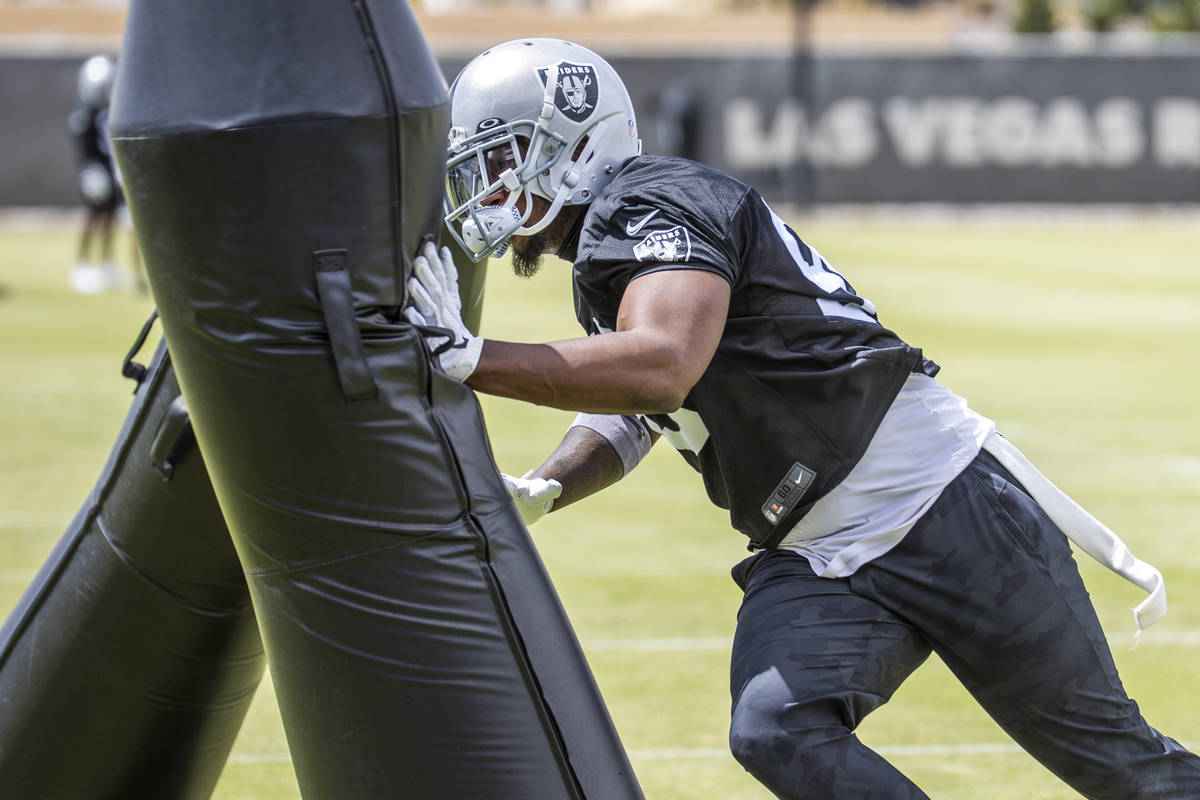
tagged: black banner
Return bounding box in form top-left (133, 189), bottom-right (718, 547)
top-left (6, 49), bottom-right (1200, 205)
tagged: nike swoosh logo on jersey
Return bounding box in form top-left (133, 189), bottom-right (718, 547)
top-left (625, 209), bottom-right (660, 236)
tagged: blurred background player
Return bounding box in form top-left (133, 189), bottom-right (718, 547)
top-left (66, 54), bottom-right (139, 294)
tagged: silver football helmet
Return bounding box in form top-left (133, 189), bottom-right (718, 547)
top-left (78, 54), bottom-right (116, 109)
top-left (444, 39), bottom-right (641, 261)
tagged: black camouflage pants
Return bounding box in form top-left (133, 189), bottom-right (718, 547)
top-left (728, 449), bottom-right (1200, 799)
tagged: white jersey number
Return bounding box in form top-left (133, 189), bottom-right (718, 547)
top-left (764, 201), bottom-right (878, 324)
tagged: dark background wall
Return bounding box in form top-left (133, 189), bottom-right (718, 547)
top-left (0, 55), bottom-right (95, 207)
top-left (5, 49), bottom-right (1200, 206)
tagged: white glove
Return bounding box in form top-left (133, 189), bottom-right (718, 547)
top-left (404, 241), bottom-right (483, 382)
top-left (501, 470), bottom-right (563, 525)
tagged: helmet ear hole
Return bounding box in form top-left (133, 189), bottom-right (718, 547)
top-left (571, 136), bottom-right (591, 162)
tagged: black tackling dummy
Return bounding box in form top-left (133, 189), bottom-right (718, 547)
top-left (0, 331), bottom-right (265, 799)
top-left (99, 1), bottom-right (641, 798)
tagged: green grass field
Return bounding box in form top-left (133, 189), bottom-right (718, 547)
top-left (1, 213), bottom-right (1198, 799)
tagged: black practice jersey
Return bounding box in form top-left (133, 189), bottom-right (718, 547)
top-left (568, 155), bottom-right (937, 549)
top-left (68, 103), bottom-right (113, 166)
top-left (68, 103), bottom-right (121, 208)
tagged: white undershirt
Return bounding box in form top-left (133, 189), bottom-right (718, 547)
top-left (778, 373), bottom-right (995, 578)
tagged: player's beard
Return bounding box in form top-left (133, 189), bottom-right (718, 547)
top-left (510, 232), bottom-right (547, 278)
top-left (509, 203), bottom-right (581, 278)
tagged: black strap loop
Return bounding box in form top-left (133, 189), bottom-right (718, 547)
top-left (314, 250), bottom-right (378, 401)
top-left (121, 311), bottom-right (160, 388)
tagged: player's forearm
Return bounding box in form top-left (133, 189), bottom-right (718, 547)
top-left (467, 333), bottom-right (693, 415)
top-left (532, 426), bottom-right (626, 510)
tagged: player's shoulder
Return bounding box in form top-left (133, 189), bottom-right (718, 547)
top-left (578, 155), bottom-right (753, 259)
top-left (598, 154), bottom-right (750, 216)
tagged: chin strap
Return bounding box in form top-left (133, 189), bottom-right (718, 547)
top-left (539, 63), bottom-right (559, 125)
top-left (513, 62), bottom-right (570, 238)
top-left (517, 181), bottom-right (572, 238)
top-left (517, 121), bottom-right (607, 238)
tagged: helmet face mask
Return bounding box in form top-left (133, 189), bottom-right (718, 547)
top-left (443, 39), bottom-right (641, 261)
top-left (444, 119), bottom-right (569, 258)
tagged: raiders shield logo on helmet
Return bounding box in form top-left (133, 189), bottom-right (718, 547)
top-left (537, 61), bottom-right (599, 123)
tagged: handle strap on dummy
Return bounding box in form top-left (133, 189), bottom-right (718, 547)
top-left (121, 311), bottom-right (160, 388)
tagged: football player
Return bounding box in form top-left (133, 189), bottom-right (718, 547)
top-left (67, 55), bottom-right (123, 294)
top-left (406, 38), bottom-right (1200, 799)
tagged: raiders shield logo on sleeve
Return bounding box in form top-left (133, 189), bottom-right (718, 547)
top-left (634, 226), bottom-right (693, 263)
top-left (537, 61), bottom-right (598, 123)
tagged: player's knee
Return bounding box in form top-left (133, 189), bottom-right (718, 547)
top-left (728, 671), bottom-right (839, 782)
top-left (728, 717), bottom-right (783, 777)
top-left (730, 675), bottom-right (932, 799)
top-left (728, 708), bottom-right (851, 800)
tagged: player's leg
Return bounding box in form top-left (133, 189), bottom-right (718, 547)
top-left (855, 450), bottom-right (1200, 799)
top-left (77, 209), bottom-right (94, 262)
top-left (82, 204), bottom-right (117, 291)
top-left (728, 548), bottom-right (933, 800)
top-left (70, 209), bottom-right (105, 293)
top-left (73, 159), bottom-right (115, 285)
top-left (97, 205), bottom-right (115, 263)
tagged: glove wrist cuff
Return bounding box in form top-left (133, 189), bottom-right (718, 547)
top-left (445, 335), bottom-right (483, 382)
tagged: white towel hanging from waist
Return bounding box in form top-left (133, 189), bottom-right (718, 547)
top-left (982, 433), bottom-right (1166, 637)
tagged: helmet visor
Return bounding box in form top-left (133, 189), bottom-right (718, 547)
top-left (446, 134), bottom-right (526, 212)
top-left (445, 154), bottom-right (484, 214)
